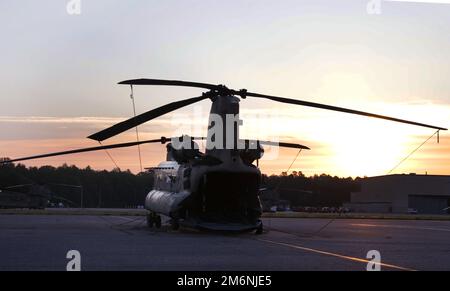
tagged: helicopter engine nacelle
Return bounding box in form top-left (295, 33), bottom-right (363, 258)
top-left (240, 141), bottom-right (264, 165)
top-left (166, 142), bottom-right (200, 163)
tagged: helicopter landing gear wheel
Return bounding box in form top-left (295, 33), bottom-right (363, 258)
top-left (146, 213), bottom-right (154, 228)
top-left (155, 215), bottom-right (162, 229)
top-left (171, 219), bottom-right (180, 230)
top-left (255, 221), bottom-right (263, 235)
top-left (147, 212), bottom-right (161, 228)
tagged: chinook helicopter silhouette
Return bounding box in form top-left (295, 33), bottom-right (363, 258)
top-left (2, 79), bottom-right (447, 233)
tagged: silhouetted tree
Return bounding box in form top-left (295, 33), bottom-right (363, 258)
top-left (0, 163), bottom-right (154, 208)
top-left (1, 164), bottom-right (359, 208)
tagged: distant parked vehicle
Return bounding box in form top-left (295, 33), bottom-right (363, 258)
top-left (291, 206), bottom-right (304, 212)
top-left (276, 206), bottom-right (287, 212)
top-left (408, 208), bottom-right (418, 214)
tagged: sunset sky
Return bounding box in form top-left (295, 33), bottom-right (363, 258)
top-left (1, 0), bottom-right (449, 177)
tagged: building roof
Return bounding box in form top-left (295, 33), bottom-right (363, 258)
top-left (363, 173), bottom-right (450, 179)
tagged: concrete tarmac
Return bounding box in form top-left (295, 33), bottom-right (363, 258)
top-left (1, 214), bottom-right (450, 271)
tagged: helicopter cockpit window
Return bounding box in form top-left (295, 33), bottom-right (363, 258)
top-left (154, 168), bottom-right (179, 192)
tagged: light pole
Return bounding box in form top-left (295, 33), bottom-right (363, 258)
top-left (80, 186), bottom-right (84, 209)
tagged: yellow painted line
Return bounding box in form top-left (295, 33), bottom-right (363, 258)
top-left (351, 223), bottom-right (450, 233)
top-left (257, 238), bottom-right (417, 271)
top-left (113, 216), bottom-right (136, 221)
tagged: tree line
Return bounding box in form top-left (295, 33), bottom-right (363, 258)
top-left (0, 164), bottom-right (361, 208)
top-left (0, 163), bottom-right (153, 208)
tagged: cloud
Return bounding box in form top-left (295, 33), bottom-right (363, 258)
top-left (0, 106), bottom-right (448, 177)
top-left (0, 115), bottom-right (177, 140)
top-left (0, 116), bottom-right (124, 124)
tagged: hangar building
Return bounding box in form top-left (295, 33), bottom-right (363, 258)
top-left (347, 174), bottom-right (450, 214)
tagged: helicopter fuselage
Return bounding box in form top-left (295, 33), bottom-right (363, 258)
top-left (145, 94), bottom-right (263, 232)
top-left (145, 157), bottom-right (262, 231)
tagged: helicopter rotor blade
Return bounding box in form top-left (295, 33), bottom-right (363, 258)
top-left (88, 95), bottom-right (210, 141)
top-left (1, 137), bottom-right (171, 164)
top-left (1, 136), bottom-right (206, 164)
top-left (242, 91), bottom-right (447, 131)
top-left (242, 139), bottom-right (310, 150)
top-left (92, 78), bottom-right (446, 142)
top-left (114, 78), bottom-right (447, 131)
top-left (260, 140), bottom-right (310, 150)
top-left (119, 79), bottom-right (220, 91)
